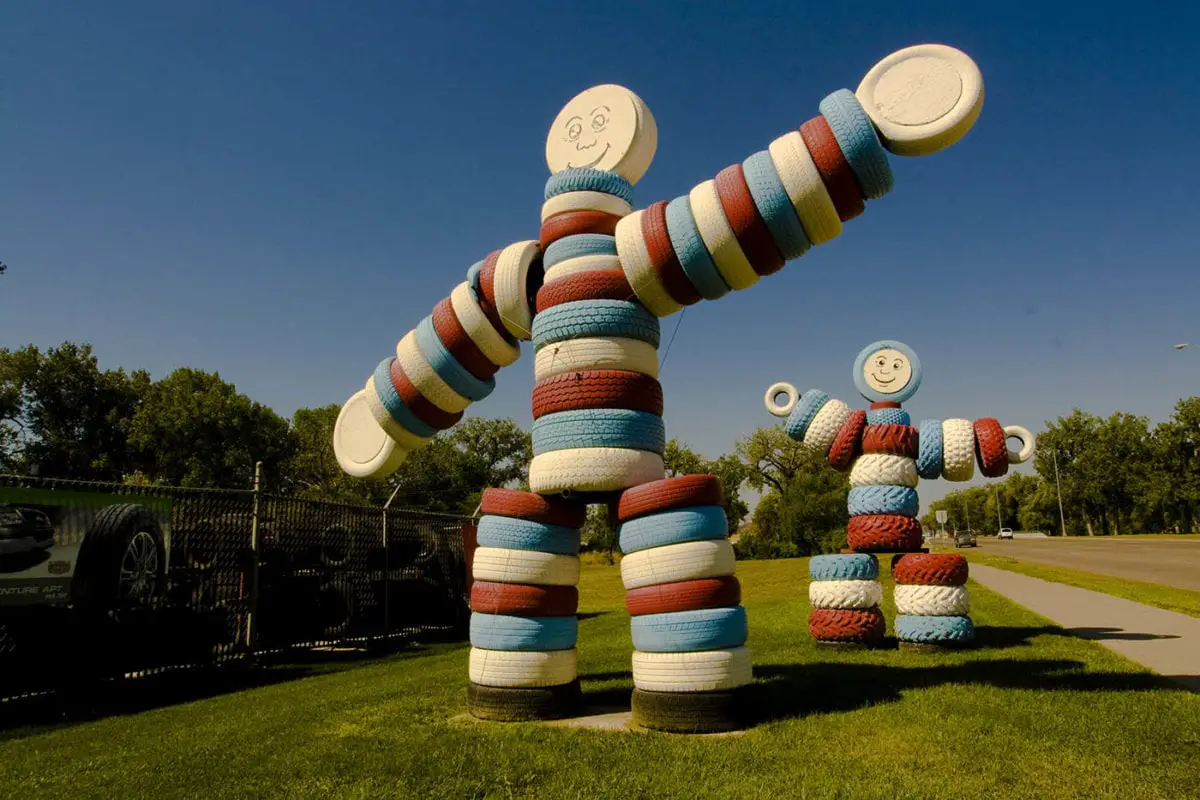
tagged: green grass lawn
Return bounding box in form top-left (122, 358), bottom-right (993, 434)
top-left (953, 549), bottom-right (1200, 619)
top-left (3, 558), bottom-right (1199, 800)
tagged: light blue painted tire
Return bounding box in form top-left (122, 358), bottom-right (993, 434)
top-left (475, 515), bottom-right (581, 555)
top-left (917, 419), bottom-right (944, 480)
top-left (867, 408), bottom-right (911, 426)
top-left (532, 300), bottom-right (661, 350)
top-left (532, 409), bottom-right (665, 456)
top-left (630, 607), bottom-right (747, 653)
top-left (784, 390), bottom-right (830, 441)
top-left (372, 358), bottom-right (436, 438)
top-left (665, 195), bottom-right (729, 300)
top-left (848, 485), bottom-right (919, 517)
top-left (543, 233), bottom-right (618, 269)
top-left (544, 168), bottom-right (635, 206)
top-left (415, 316), bottom-right (496, 403)
top-left (466, 260), bottom-right (484, 302)
top-left (809, 553), bottom-right (879, 581)
top-left (818, 89), bottom-right (894, 201)
top-left (742, 150), bottom-right (812, 261)
top-left (618, 506), bottom-right (728, 554)
top-left (895, 615), bottom-right (975, 644)
top-left (470, 613), bottom-right (578, 651)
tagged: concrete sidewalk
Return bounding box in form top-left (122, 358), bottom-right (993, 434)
top-left (970, 564), bottom-right (1200, 691)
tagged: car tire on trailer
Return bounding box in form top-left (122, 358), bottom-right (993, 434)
top-left (71, 503), bottom-right (166, 615)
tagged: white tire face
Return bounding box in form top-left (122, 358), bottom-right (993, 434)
top-left (808, 579), bottom-right (883, 610)
top-left (631, 647), bottom-right (752, 692)
top-left (543, 254), bottom-right (622, 284)
top-left (533, 336), bottom-right (659, 381)
top-left (804, 399), bottom-right (852, 455)
top-left (333, 389), bottom-right (408, 478)
top-left (688, 179), bottom-right (758, 291)
top-left (894, 584), bottom-right (970, 616)
top-left (849, 454), bottom-right (919, 488)
top-left (764, 382), bottom-right (799, 417)
top-left (471, 547), bottom-right (580, 586)
top-left (541, 191), bottom-right (632, 222)
top-left (529, 448), bottom-right (664, 494)
top-left (450, 282), bottom-right (520, 368)
top-left (469, 647), bottom-right (578, 688)
top-left (493, 240), bottom-right (540, 340)
top-left (364, 376), bottom-right (431, 451)
top-left (941, 418), bottom-right (976, 481)
top-left (615, 210), bottom-right (681, 318)
top-left (620, 539), bottom-right (736, 590)
top-left (1003, 425), bottom-right (1036, 464)
top-left (395, 331), bottom-right (471, 414)
top-left (767, 131), bottom-right (842, 245)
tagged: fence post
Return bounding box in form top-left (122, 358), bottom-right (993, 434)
top-left (247, 461), bottom-right (263, 653)
top-left (382, 483), bottom-right (403, 638)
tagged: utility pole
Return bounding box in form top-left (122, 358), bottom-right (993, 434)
top-left (994, 485), bottom-right (1003, 532)
top-left (962, 496), bottom-right (971, 533)
top-left (1052, 449), bottom-right (1068, 536)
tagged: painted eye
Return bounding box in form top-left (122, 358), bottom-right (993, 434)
top-left (591, 113), bottom-right (607, 130)
top-left (567, 123), bottom-right (582, 141)
top-left (894, 360), bottom-right (903, 370)
top-left (877, 358), bottom-right (885, 367)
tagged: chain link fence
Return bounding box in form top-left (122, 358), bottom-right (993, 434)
top-left (0, 473), bottom-right (473, 698)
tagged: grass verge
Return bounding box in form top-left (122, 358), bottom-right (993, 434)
top-left (1, 558), bottom-right (1197, 799)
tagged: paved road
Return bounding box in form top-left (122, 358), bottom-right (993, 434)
top-left (977, 538), bottom-right (1200, 591)
top-left (971, 564), bottom-right (1200, 691)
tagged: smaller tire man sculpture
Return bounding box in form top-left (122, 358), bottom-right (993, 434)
top-left (765, 340), bottom-right (1035, 649)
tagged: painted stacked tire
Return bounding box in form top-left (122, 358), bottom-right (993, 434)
top-left (807, 554), bottom-right (884, 646)
top-left (468, 489), bottom-right (587, 721)
top-left (617, 476), bottom-right (750, 733)
top-left (614, 89), bottom-right (893, 318)
top-left (891, 553), bottom-right (974, 648)
top-left (531, 170), bottom-right (667, 496)
top-left (845, 412), bottom-right (924, 553)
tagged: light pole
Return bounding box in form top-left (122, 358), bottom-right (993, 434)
top-left (993, 484), bottom-right (1003, 532)
top-left (1052, 448), bottom-right (1068, 537)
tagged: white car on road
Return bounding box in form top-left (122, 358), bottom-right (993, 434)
top-left (998, 528), bottom-right (1014, 540)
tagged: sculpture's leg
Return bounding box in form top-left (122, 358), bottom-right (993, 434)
top-left (808, 553), bottom-right (885, 647)
top-left (891, 551), bottom-right (974, 650)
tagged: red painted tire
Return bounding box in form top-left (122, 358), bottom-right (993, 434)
top-left (643, 200), bottom-right (702, 305)
top-left (828, 409), bottom-right (867, 471)
top-left (539, 211), bottom-right (621, 249)
top-left (974, 418), bottom-right (1009, 478)
top-left (531, 370), bottom-right (663, 420)
top-left (891, 553), bottom-right (968, 586)
top-left (470, 581), bottom-right (579, 616)
top-left (617, 475), bottom-right (724, 522)
top-left (431, 297), bottom-right (499, 380)
top-left (389, 358), bottom-right (463, 431)
top-left (475, 250), bottom-right (513, 344)
top-left (870, 401), bottom-right (901, 410)
top-left (536, 270), bottom-right (634, 313)
top-left (480, 488), bottom-right (587, 528)
top-left (799, 116), bottom-right (865, 222)
top-left (846, 514), bottom-right (924, 552)
top-left (625, 576), bottom-right (741, 616)
top-left (714, 163), bottom-right (785, 276)
top-left (809, 608), bottom-right (884, 643)
top-left (861, 424), bottom-right (919, 458)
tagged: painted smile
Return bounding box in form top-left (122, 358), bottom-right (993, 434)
top-left (567, 142), bottom-right (610, 169)
top-left (871, 372), bottom-right (896, 384)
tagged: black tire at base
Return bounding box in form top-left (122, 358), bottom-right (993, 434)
top-left (631, 688), bottom-right (746, 734)
top-left (898, 640), bottom-right (973, 652)
top-left (815, 640), bottom-right (874, 651)
top-left (468, 679), bottom-right (582, 722)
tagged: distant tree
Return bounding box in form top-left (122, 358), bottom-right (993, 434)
top-left (581, 504), bottom-right (618, 562)
top-left (663, 438), bottom-right (750, 530)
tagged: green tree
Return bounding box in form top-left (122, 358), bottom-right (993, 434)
top-left (287, 404), bottom-right (394, 504)
top-left (662, 438), bottom-right (750, 530)
top-left (1149, 397), bottom-right (1200, 532)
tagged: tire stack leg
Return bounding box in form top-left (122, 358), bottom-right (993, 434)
top-left (467, 489), bottom-right (587, 721)
top-left (807, 554), bottom-right (884, 648)
top-left (891, 553), bottom-right (974, 649)
top-left (616, 476), bottom-right (750, 733)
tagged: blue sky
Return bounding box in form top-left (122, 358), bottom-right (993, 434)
top-left (3, 1), bottom-right (1199, 507)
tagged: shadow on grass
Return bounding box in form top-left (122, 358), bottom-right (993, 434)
top-left (577, 612), bottom-right (610, 621)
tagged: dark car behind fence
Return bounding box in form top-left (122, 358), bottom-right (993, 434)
top-left (0, 474), bottom-right (473, 699)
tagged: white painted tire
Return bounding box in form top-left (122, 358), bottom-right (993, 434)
top-left (894, 584), bottom-right (970, 616)
top-left (493, 240), bottom-right (540, 341)
top-left (533, 336), bottom-right (659, 381)
top-left (1004, 425), bottom-right (1036, 464)
top-left (395, 330), bottom-right (471, 414)
top-left (765, 382), bottom-right (799, 417)
top-left (768, 131), bottom-right (842, 245)
top-left (363, 375), bottom-right (431, 451)
top-left (620, 539), bottom-right (736, 590)
top-left (616, 210), bottom-right (682, 317)
top-left (808, 579), bottom-right (882, 610)
top-left (469, 647), bottom-right (578, 688)
top-left (450, 281), bottom-right (520, 368)
top-left (529, 447), bottom-right (664, 494)
top-left (542, 254), bottom-right (623, 284)
top-left (631, 647), bottom-right (752, 692)
top-left (471, 547), bottom-right (580, 586)
top-left (689, 179), bottom-right (759, 291)
top-left (804, 398), bottom-right (852, 455)
top-left (941, 418), bottom-right (975, 481)
top-left (849, 454), bottom-right (918, 488)
top-left (333, 389), bottom-right (409, 478)
top-left (541, 191), bottom-right (632, 222)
